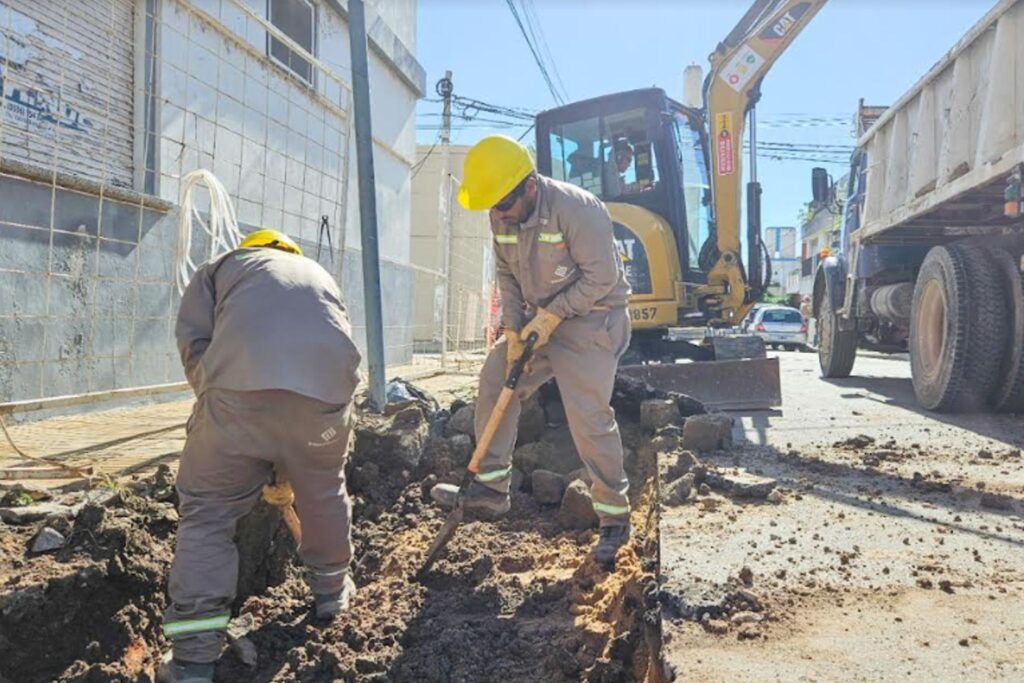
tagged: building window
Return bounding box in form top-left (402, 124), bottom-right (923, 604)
top-left (268, 0), bottom-right (316, 85)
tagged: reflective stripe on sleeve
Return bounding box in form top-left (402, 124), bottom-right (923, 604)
top-left (537, 232), bottom-right (564, 244)
top-left (494, 234), bottom-right (518, 244)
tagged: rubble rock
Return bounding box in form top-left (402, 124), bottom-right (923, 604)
top-left (544, 396), bottom-right (567, 427)
top-left (517, 394), bottom-right (547, 445)
top-left (517, 433), bottom-right (583, 475)
top-left (0, 502), bottom-right (75, 525)
top-left (834, 434), bottom-right (875, 450)
top-left (665, 451), bottom-right (700, 481)
top-left (568, 467), bottom-right (593, 486)
top-left (355, 410), bottom-right (429, 470)
top-left (612, 374), bottom-right (706, 420)
top-left (558, 480), bottom-right (599, 530)
top-left (231, 637), bottom-right (258, 667)
top-left (766, 489), bottom-right (785, 504)
top-left (681, 413), bottom-right (734, 452)
top-left (531, 470), bottom-right (566, 505)
top-left (704, 470), bottom-right (777, 499)
top-left (640, 399), bottom-right (680, 432)
top-left (349, 462), bottom-right (381, 495)
top-left (445, 404), bottom-right (476, 437)
top-left (447, 434), bottom-right (473, 464)
top-left (514, 441), bottom-right (557, 476)
top-left (730, 611), bottom-right (763, 625)
top-left (704, 619), bottom-right (730, 635)
top-left (663, 474), bottom-right (694, 506)
top-left (0, 483), bottom-right (52, 505)
top-left (510, 468), bottom-right (525, 494)
top-left (29, 526), bottom-right (65, 554)
top-left (738, 566), bottom-right (755, 587)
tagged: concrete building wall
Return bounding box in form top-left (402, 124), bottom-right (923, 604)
top-left (0, 0), bottom-right (423, 403)
top-left (410, 144), bottom-right (493, 347)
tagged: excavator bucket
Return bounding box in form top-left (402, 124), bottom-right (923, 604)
top-left (618, 356), bottom-right (781, 411)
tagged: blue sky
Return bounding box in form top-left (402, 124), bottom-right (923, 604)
top-left (415, 0), bottom-right (993, 229)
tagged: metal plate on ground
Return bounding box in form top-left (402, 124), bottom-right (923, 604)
top-left (618, 357), bottom-right (781, 410)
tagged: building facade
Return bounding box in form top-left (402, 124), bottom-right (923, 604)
top-left (764, 225), bottom-right (799, 297)
top-left (799, 173), bottom-right (848, 297)
top-left (0, 0), bottom-right (424, 402)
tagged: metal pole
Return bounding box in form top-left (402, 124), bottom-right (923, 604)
top-left (437, 71), bottom-right (453, 371)
top-left (347, 0), bottom-right (386, 411)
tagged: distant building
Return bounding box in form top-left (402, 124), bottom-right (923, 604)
top-left (410, 144), bottom-right (493, 350)
top-left (799, 173), bottom-right (849, 296)
top-left (764, 225), bottom-right (799, 296)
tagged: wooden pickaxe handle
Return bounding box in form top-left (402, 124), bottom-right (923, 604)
top-left (263, 474), bottom-right (302, 545)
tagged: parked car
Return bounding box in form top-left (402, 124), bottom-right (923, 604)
top-left (739, 304), bottom-right (765, 333)
top-left (750, 305), bottom-right (807, 350)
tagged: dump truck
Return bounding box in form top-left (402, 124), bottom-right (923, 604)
top-left (534, 0), bottom-right (829, 409)
top-left (815, 0), bottom-right (1024, 413)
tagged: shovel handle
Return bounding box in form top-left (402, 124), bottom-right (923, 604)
top-left (466, 332), bottom-right (538, 476)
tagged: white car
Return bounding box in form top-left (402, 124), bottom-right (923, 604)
top-left (751, 305), bottom-right (807, 350)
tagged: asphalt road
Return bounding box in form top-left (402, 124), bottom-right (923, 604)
top-left (660, 350), bottom-right (1024, 682)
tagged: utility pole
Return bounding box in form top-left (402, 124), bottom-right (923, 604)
top-left (437, 71), bottom-right (454, 370)
top-left (347, 0), bottom-right (387, 411)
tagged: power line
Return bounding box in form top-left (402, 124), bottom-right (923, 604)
top-left (519, 0), bottom-right (568, 103)
top-left (504, 0), bottom-right (564, 105)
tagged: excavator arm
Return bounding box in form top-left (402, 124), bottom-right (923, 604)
top-left (700, 0), bottom-right (828, 324)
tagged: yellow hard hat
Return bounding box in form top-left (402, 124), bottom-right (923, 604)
top-left (239, 229), bottom-right (302, 256)
top-left (457, 135), bottom-right (535, 211)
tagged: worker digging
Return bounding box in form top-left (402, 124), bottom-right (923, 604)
top-left (429, 134), bottom-right (634, 568)
top-left (162, 230), bottom-right (362, 683)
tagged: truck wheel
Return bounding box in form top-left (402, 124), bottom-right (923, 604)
top-left (987, 247), bottom-right (1024, 412)
top-left (910, 244), bottom-right (1007, 411)
top-left (818, 291), bottom-right (857, 378)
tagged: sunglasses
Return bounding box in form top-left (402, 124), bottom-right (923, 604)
top-left (493, 178), bottom-right (529, 212)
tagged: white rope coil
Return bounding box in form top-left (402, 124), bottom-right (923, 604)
top-left (175, 169), bottom-right (244, 294)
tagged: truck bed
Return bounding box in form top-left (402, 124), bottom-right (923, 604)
top-left (858, 0), bottom-right (1024, 245)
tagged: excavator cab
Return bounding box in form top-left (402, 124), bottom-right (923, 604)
top-left (536, 88), bottom-right (714, 331)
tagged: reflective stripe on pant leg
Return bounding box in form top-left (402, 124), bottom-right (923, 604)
top-left (475, 465), bottom-right (512, 483)
top-left (163, 614), bottom-right (230, 637)
top-left (592, 500), bottom-right (630, 517)
top-left (547, 311), bottom-right (631, 526)
top-left (472, 343), bottom-right (553, 494)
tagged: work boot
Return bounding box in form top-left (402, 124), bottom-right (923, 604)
top-left (314, 574), bottom-right (357, 621)
top-left (156, 653), bottom-right (214, 683)
top-left (430, 480), bottom-right (510, 520)
top-left (592, 524), bottom-right (630, 567)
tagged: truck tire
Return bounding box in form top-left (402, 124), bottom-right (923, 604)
top-left (909, 244), bottom-right (1007, 411)
top-left (818, 290), bottom-right (857, 378)
top-left (987, 247), bottom-right (1024, 412)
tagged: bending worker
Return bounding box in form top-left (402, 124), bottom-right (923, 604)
top-left (162, 230), bottom-right (361, 683)
top-left (433, 135), bottom-right (633, 566)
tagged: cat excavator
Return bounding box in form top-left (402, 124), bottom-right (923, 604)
top-left (535, 0), bottom-right (828, 409)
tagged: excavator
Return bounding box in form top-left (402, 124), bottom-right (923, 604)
top-left (534, 0), bottom-right (827, 409)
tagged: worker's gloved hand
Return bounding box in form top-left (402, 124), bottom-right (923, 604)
top-left (504, 328), bottom-right (525, 370)
top-left (262, 480), bottom-right (295, 508)
top-left (521, 307), bottom-right (562, 350)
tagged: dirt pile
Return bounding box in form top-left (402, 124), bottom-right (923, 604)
top-left (0, 376), bottom-right (686, 683)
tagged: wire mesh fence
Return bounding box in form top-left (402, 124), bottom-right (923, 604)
top-left (0, 0), bottom-right (487, 413)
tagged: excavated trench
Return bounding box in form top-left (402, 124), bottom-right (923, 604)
top-left (0, 379), bottom-right (680, 683)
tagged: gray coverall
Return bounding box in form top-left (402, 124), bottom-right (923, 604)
top-left (164, 247), bottom-right (361, 663)
top-left (476, 175), bottom-right (632, 526)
